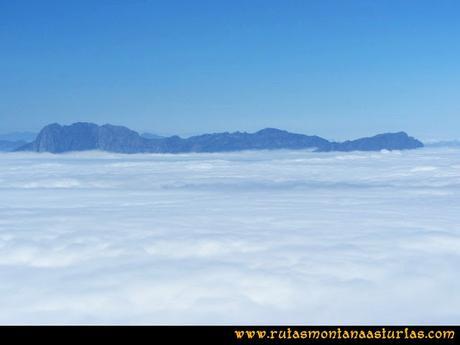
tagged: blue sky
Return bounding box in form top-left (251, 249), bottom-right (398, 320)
top-left (1, 0), bottom-right (459, 140)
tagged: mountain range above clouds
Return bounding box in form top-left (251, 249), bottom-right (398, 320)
top-left (8, 122), bottom-right (424, 154)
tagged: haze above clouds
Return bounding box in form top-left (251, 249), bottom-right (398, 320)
top-left (0, 149), bottom-right (459, 324)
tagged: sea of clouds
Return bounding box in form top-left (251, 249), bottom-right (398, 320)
top-left (0, 148), bottom-right (459, 324)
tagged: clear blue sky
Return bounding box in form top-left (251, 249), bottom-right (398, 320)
top-left (1, 0), bottom-right (459, 140)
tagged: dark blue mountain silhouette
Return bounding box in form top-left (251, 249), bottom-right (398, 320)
top-left (16, 122), bottom-right (424, 153)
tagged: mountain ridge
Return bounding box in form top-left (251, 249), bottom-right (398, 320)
top-left (16, 122), bottom-right (424, 153)
top-left (0, 140), bottom-right (27, 152)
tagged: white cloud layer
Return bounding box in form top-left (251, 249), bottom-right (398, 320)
top-left (0, 148), bottom-right (459, 324)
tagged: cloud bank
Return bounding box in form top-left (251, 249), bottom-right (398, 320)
top-left (0, 148), bottom-right (459, 324)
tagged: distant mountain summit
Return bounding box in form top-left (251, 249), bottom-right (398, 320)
top-left (328, 132), bottom-right (424, 152)
top-left (19, 123), bottom-right (148, 153)
top-left (0, 140), bottom-right (27, 152)
top-left (16, 122), bottom-right (424, 153)
top-left (0, 131), bottom-right (36, 151)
